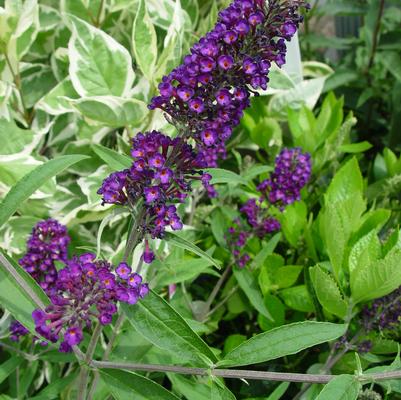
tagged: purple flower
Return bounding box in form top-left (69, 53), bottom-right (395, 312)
top-left (149, 0), bottom-right (308, 167)
top-left (189, 98), bottom-right (205, 113)
top-left (218, 55), bottom-right (234, 70)
top-left (9, 321), bottom-right (29, 342)
top-left (18, 219), bottom-right (70, 293)
top-left (64, 326), bottom-right (83, 346)
top-left (144, 186), bottom-right (161, 203)
top-left (116, 262), bottom-right (131, 279)
top-left (31, 253), bottom-right (148, 352)
top-left (258, 148), bottom-right (311, 209)
top-left (216, 89), bottom-right (232, 106)
top-left (143, 241), bottom-right (155, 264)
top-left (201, 129), bottom-right (218, 146)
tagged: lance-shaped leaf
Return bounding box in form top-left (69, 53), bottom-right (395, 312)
top-left (219, 321), bottom-right (347, 367)
top-left (0, 154), bottom-right (88, 228)
top-left (122, 290), bottom-right (218, 366)
top-left (92, 144), bottom-right (132, 171)
top-left (100, 369), bottom-right (180, 400)
top-left (165, 232), bottom-right (221, 269)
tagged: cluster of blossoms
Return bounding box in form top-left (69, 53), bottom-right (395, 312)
top-left (228, 148), bottom-right (311, 267)
top-left (33, 253), bottom-right (148, 352)
top-left (10, 219), bottom-right (70, 343)
top-left (18, 219), bottom-right (70, 293)
top-left (98, 131), bottom-right (216, 262)
top-left (149, 0), bottom-right (308, 166)
top-left (257, 148), bottom-right (312, 209)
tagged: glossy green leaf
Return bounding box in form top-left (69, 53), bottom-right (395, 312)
top-left (266, 382), bottom-right (290, 400)
top-left (251, 233), bottom-right (281, 269)
top-left (122, 290), bottom-right (218, 365)
top-left (92, 144), bottom-right (132, 171)
top-left (310, 265), bottom-right (347, 318)
top-left (219, 322), bottom-right (347, 367)
top-left (0, 154), bottom-right (88, 228)
top-left (100, 369), bottom-right (180, 400)
top-left (132, 0), bottom-right (158, 81)
top-left (164, 232), bottom-right (221, 269)
top-left (315, 375), bottom-right (360, 400)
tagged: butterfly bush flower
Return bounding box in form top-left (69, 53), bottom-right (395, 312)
top-left (9, 321), bottom-right (30, 342)
top-left (149, 0), bottom-right (308, 166)
top-left (18, 219), bottom-right (70, 293)
top-left (32, 253), bottom-right (148, 352)
top-left (228, 147), bottom-right (311, 267)
top-left (257, 147), bottom-right (312, 209)
top-left (9, 219), bottom-right (70, 343)
top-left (98, 131), bottom-right (215, 262)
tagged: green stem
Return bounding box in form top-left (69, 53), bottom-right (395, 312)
top-left (77, 323), bottom-right (102, 400)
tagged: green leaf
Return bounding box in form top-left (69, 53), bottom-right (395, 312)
top-left (325, 157), bottom-right (363, 203)
top-left (310, 265), bottom-right (347, 318)
top-left (338, 141), bottom-right (373, 153)
top-left (0, 118), bottom-right (40, 158)
top-left (280, 285), bottom-right (314, 313)
top-left (315, 375), bottom-right (360, 400)
top-left (234, 268), bottom-right (273, 321)
top-left (92, 144), bottom-right (132, 171)
top-left (100, 369), bottom-right (180, 400)
top-left (266, 382), bottom-right (290, 400)
top-left (72, 96), bottom-right (147, 127)
top-left (211, 383), bottom-right (236, 400)
top-left (274, 265), bottom-right (303, 289)
top-left (168, 374), bottom-right (211, 400)
top-left (219, 322), bottom-right (347, 367)
top-left (153, 257), bottom-right (214, 287)
top-left (37, 78), bottom-right (78, 115)
top-left (0, 154), bottom-right (88, 228)
top-left (29, 370), bottom-right (78, 400)
top-left (68, 15), bottom-right (135, 96)
top-left (0, 357), bottom-right (23, 385)
top-left (132, 0), bottom-right (158, 81)
top-left (164, 232), bottom-right (221, 269)
top-left (280, 201), bottom-right (307, 247)
top-left (204, 168), bottom-right (247, 186)
top-left (349, 229), bottom-right (381, 276)
top-left (0, 251), bottom-right (50, 332)
top-left (122, 290), bottom-right (218, 365)
top-left (351, 245), bottom-right (401, 303)
top-left (251, 233), bottom-right (281, 269)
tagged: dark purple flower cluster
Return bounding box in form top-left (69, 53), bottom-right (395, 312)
top-left (362, 287), bottom-right (401, 332)
top-left (9, 321), bottom-right (29, 342)
top-left (18, 219), bottom-right (70, 292)
top-left (227, 147), bottom-right (311, 268)
top-left (32, 253), bottom-right (148, 352)
top-left (98, 131), bottom-right (216, 262)
top-left (257, 148), bottom-right (311, 209)
top-left (149, 0), bottom-right (308, 166)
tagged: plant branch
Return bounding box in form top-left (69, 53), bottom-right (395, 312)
top-left (367, 0), bottom-right (385, 70)
top-left (89, 359), bottom-right (401, 384)
top-left (77, 323), bottom-right (102, 400)
top-left (87, 314), bottom-right (125, 400)
top-left (199, 265), bottom-right (232, 321)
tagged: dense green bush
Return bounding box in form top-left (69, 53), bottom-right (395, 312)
top-left (0, 0), bottom-right (401, 399)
